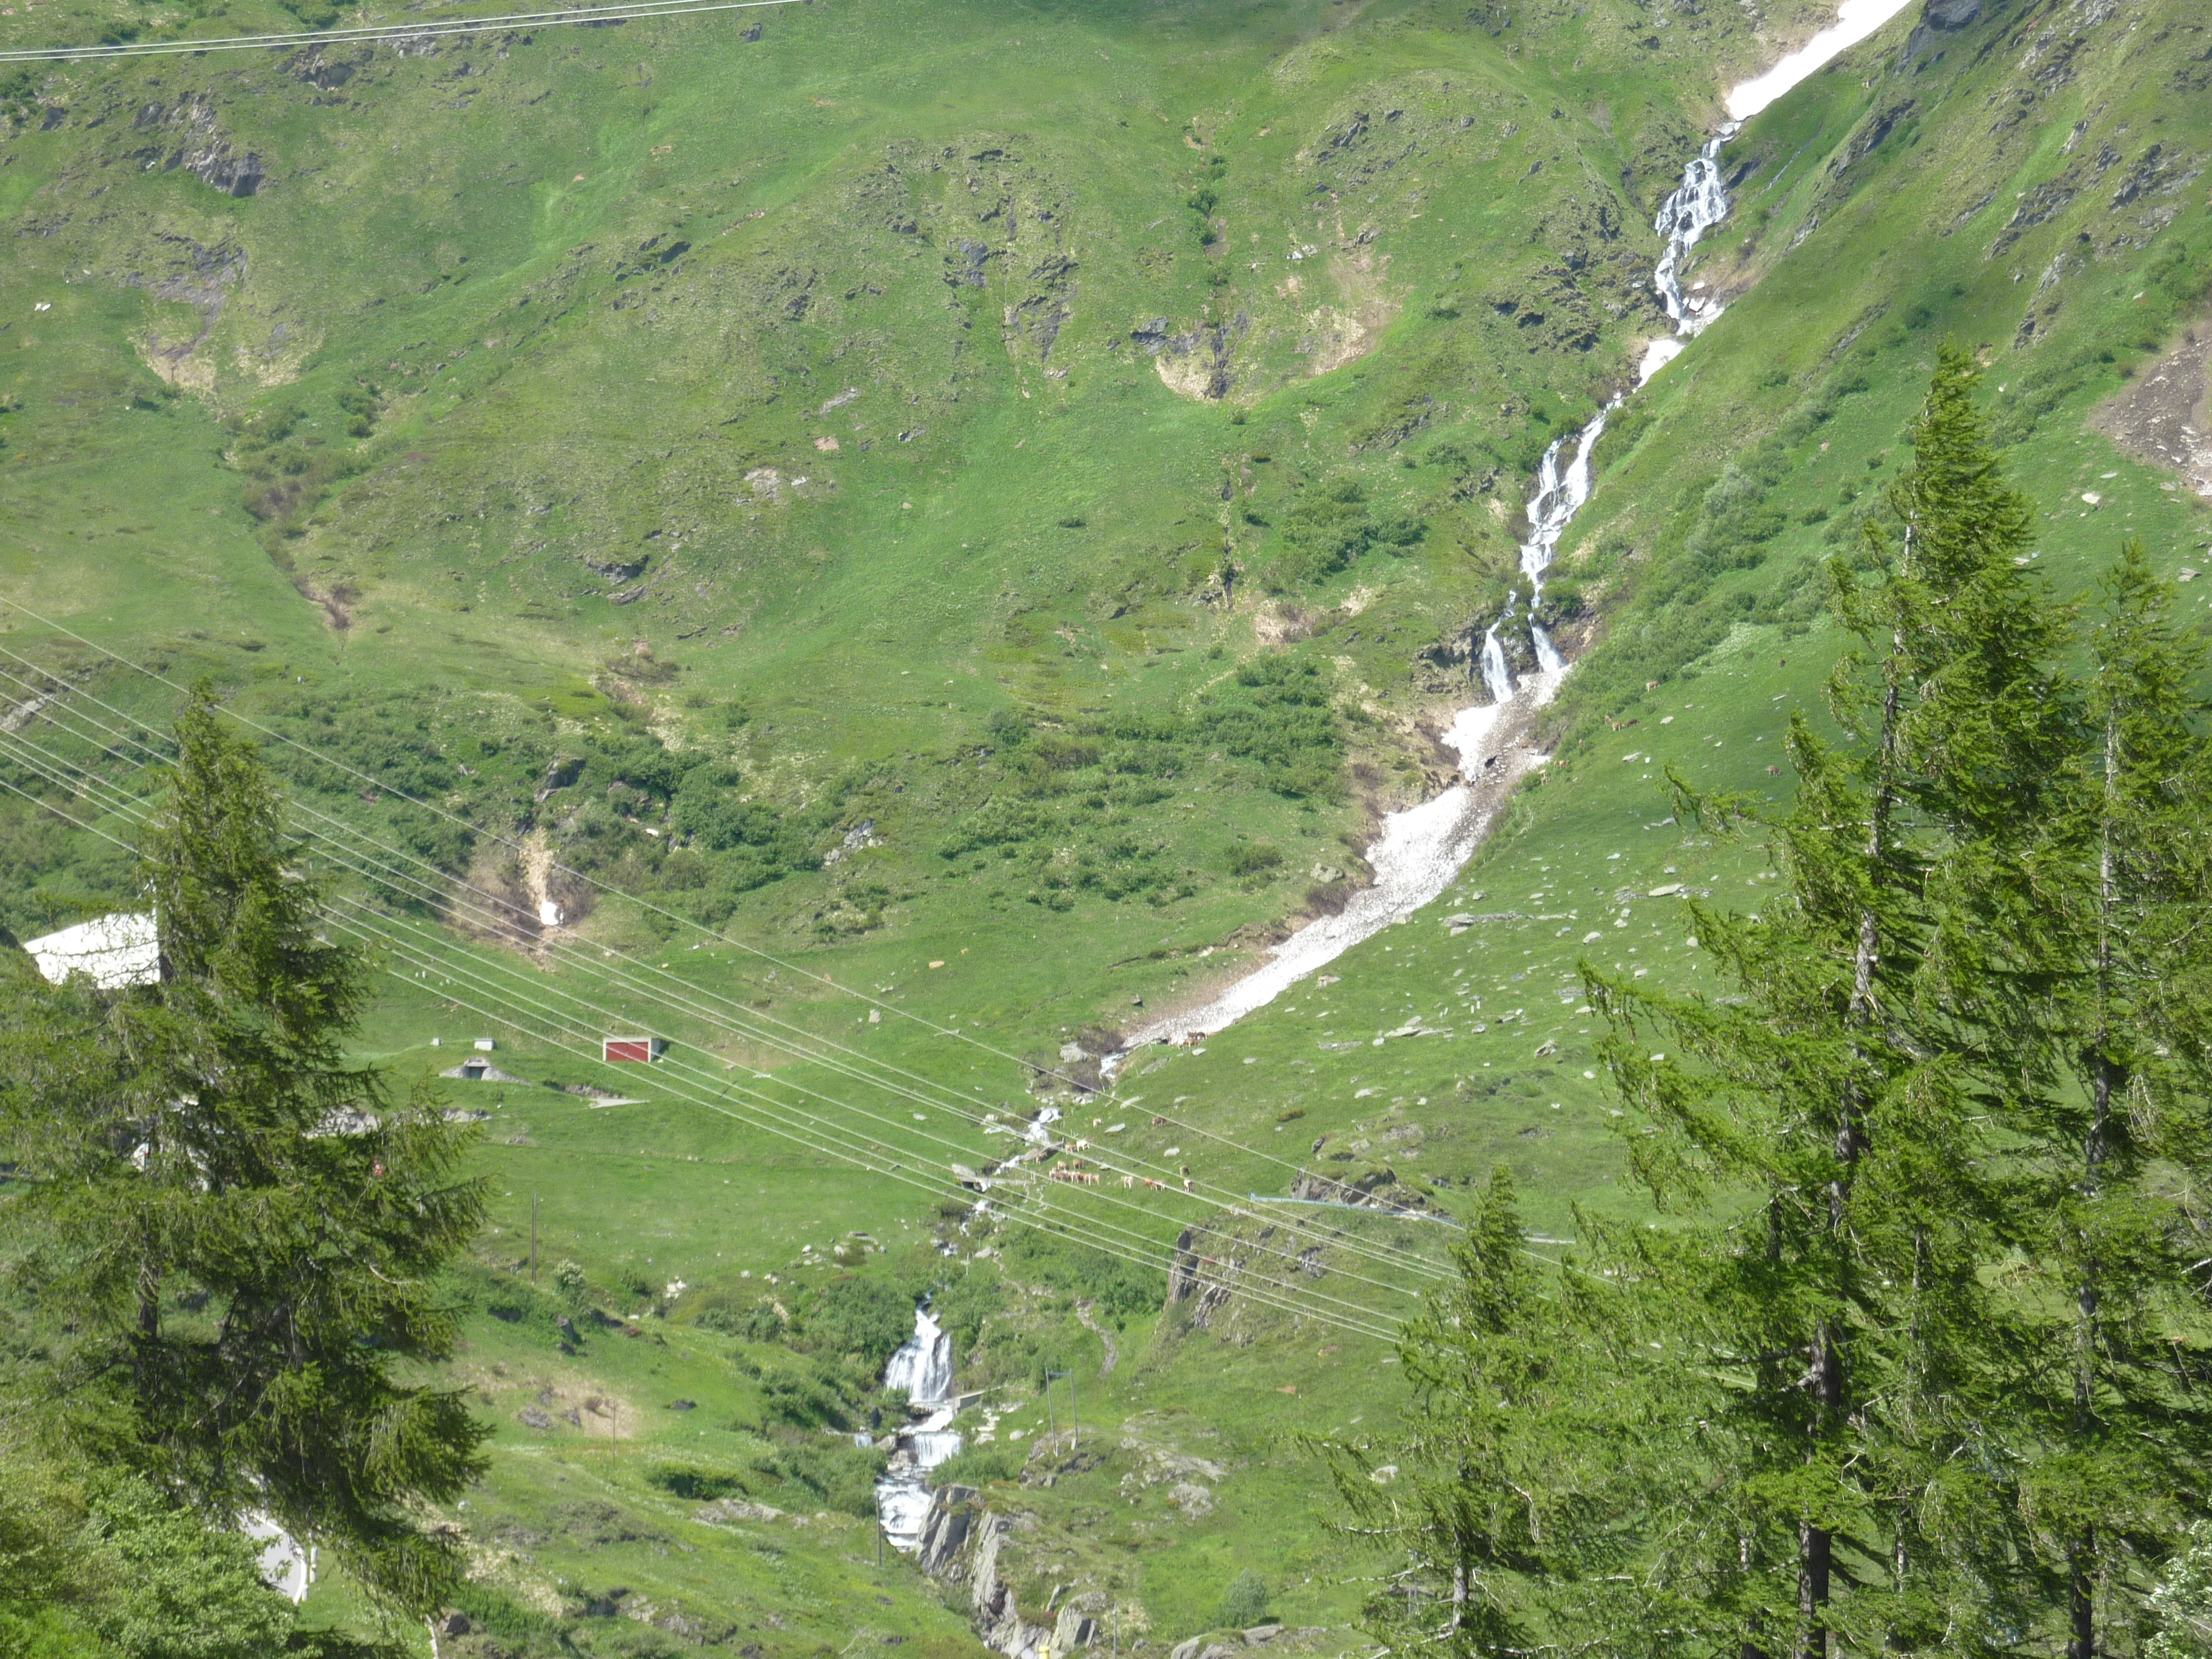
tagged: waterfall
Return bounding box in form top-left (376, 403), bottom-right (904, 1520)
top-left (1478, 626), bottom-right (1516, 703)
top-left (875, 1305), bottom-right (964, 1552)
top-left (882, 1307), bottom-right (953, 1405)
top-left (1114, 121), bottom-right (1748, 1051)
top-left (1640, 126), bottom-right (1740, 383)
top-left (1482, 384), bottom-right (1619, 702)
top-left (1486, 130), bottom-right (1740, 692)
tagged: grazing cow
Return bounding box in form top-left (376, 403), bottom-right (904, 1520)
top-left (1120, 1175), bottom-right (1135, 1189)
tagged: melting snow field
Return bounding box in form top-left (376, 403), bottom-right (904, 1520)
top-left (1726, 0), bottom-right (1922, 118)
top-left (1124, 687), bottom-right (1552, 1050)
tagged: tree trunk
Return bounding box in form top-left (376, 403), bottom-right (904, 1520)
top-left (1796, 577), bottom-right (1899, 1657)
top-left (2068, 1531), bottom-right (2096, 1659)
top-left (1797, 1515), bottom-right (1831, 1659)
top-left (2066, 709), bottom-right (2122, 1659)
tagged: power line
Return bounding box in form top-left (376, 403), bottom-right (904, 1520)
top-left (0, 0), bottom-right (805, 64)
top-left (0, 720), bottom-right (1413, 1342)
top-left (0, 641), bottom-right (1463, 1289)
top-left (0, 743), bottom-right (1398, 1345)
top-left (0, 598), bottom-right (1371, 1207)
top-left (0, 671), bottom-right (1456, 1304)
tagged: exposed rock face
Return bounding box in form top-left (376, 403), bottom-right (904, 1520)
top-left (965, 1507), bottom-right (1056, 1657)
top-left (132, 96), bottom-right (267, 196)
top-left (129, 233), bottom-right (247, 388)
top-left (1289, 1165), bottom-right (1409, 1207)
top-left (916, 1484), bottom-right (976, 1575)
top-left (1053, 1608), bottom-right (1097, 1650)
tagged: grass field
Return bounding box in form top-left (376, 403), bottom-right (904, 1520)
top-left (4, 0), bottom-right (2210, 1646)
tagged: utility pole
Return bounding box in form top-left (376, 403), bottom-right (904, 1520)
top-left (1047, 1370), bottom-right (1076, 1450)
top-left (529, 1195), bottom-right (540, 1282)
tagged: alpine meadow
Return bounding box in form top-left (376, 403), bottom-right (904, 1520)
top-left (1, 0), bottom-right (2208, 1650)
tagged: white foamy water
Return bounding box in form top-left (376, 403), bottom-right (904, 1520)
top-left (1105, 18), bottom-right (1903, 1058)
top-left (1640, 129), bottom-right (1738, 384)
top-left (876, 1307), bottom-right (962, 1552)
top-left (1124, 689), bottom-right (1552, 1048)
top-left (1726, 0), bottom-right (1921, 120)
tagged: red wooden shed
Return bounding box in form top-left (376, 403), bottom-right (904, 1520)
top-left (603, 1035), bottom-right (668, 1064)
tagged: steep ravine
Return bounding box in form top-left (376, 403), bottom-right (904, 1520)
top-left (1111, 68), bottom-right (1761, 1069)
top-left (923, 7), bottom-right (1922, 1652)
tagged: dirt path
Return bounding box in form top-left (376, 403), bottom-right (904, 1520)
top-left (1075, 1302), bottom-right (1119, 1377)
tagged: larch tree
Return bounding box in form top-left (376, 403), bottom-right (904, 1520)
top-left (0, 690), bottom-right (489, 1614)
top-left (2011, 540), bottom-right (2212, 1657)
top-left (1572, 347), bottom-right (2078, 1657)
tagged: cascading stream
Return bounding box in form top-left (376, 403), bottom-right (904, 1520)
top-left (1486, 126), bottom-right (1738, 700)
top-left (1114, 124), bottom-right (1743, 1053)
top-left (1639, 123), bottom-right (1740, 384)
top-left (1480, 404), bottom-right (1618, 700)
top-left (874, 1307), bottom-right (961, 1552)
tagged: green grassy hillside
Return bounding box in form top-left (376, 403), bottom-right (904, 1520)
top-left (3, 0), bottom-right (2209, 1648)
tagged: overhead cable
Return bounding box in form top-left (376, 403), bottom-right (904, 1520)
top-left (0, 0), bottom-right (804, 63)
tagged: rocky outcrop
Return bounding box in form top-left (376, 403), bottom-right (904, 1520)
top-left (966, 1506), bottom-right (1056, 1657)
top-left (908, 1485), bottom-right (1095, 1657)
top-left (132, 96), bottom-right (266, 197)
top-left (916, 1483), bottom-right (977, 1575)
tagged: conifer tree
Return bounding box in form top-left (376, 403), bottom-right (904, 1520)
top-left (1320, 1167), bottom-right (1676, 1655)
top-left (2012, 541), bottom-right (2212, 1656)
top-left (0, 691), bottom-right (489, 1614)
top-left (1572, 347), bottom-right (2074, 1657)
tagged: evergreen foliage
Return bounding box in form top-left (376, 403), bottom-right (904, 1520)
top-left (0, 691), bottom-right (490, 1616)
top-left (1321, 1167), bottom-right (1672, 1651)
top-left (0, 1453), bottom-right (330, 1659)
top-left (1337, 354), bottom-right (2212, 1658)
top-left (2011, 539), bottom-right (2212, 1656)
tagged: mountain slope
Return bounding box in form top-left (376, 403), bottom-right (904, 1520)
top-left (2, 0), bottom-right (2209, 1651)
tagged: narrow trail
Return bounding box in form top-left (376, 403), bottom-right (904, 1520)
top-left (1075, 1302), bottom-right (1120, 1377)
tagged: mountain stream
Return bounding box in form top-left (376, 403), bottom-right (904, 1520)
top-left (875, 1306), bottom-right (961, 1551)
top-left (1112, 15), bottom-right (1909, 1054)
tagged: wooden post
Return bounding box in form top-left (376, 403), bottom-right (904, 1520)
top-left (529, 1195), bottom-right (539, 1282)
top-left (1045, 1369), bottom-right (1078, 1451)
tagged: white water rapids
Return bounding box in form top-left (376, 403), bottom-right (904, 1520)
top-left (875, 1307), bottom-right (961, 1551)
top-left (1112, 2), bottom-right (1924, 1055)
top-left (1638, 127), bottom-right (1738, 384)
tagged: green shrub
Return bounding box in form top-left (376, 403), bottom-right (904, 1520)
top-left (1221, 1569), bottom-right (1269, 1627)
top-left (645, 1463), bottom-right (753, 1502)
top-left (1225, 841), bottom-right (1283, 876)
top-left (1002, 1228), bottom-right (1164, 1323)
top-left (800, 1276), bottom-right (918, 1370)
top-left (551, 1260), bottom-right (589, 1314)
top-left (930, 1442), bottom-right (1025, 1489)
